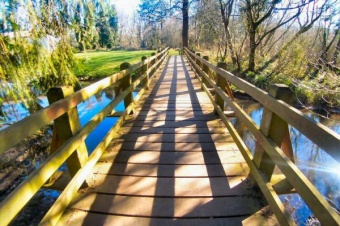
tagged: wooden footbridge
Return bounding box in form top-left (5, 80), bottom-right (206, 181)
top-left (0, 48), bottom-right (339, 225)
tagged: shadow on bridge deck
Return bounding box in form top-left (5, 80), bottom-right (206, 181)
top-left (57, 55), bottom-right (278, 226)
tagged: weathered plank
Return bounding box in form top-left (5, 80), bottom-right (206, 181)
top-left (118, 133), bottom-right (233, 143)
top-left (93, 162), bottom-right (249, 177)
top-left (58, 210), bottom-right (265, 226)
top-left (122, 119), bottom-right (223, 128)
top-left (65, 194), bottom-right (260, 218)
top-left (100, 150), bottom-right (245, 164)
top-left (103, 141), bottom-right (239, 152)
top-left (119, 126), bottom-right (226, 134)
top-left (91, 175), bottom-right (251, 197)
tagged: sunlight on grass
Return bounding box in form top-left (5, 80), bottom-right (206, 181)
top-left (74, 50), bottom-right (155, 79)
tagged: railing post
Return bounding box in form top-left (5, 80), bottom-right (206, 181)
top-left (47, 86), bottom-right (88, 178)
top-left (195, 52), bottom-right (201, 67)
top-left (202, 56), bottom-right (210, 89)
top-left (120, 62), bottom-right (133, 112)
top-left (141, 56), bottom-right (149, 89)
top-left (253, 84), bottom-right (295, 180)
top-left (215, 62), bottom-right (228, 113)
top-left (150, 52), bottom-right (156, 76)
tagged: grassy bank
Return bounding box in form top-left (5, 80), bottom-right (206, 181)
top-left (74, 50), bottom-right (155, 79)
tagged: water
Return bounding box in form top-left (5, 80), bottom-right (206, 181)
top-left (230, 99), bottom-right (340, 225)
top-left (0, 87), bottom-right (137, 153)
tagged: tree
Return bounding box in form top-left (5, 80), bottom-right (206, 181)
top-left (96, 3), bottom-right (118, 48)
top-left (218, 0), bottom-right (237, 64)
top-left (240, 0), bottom-right (303, 72)
top-left (138, 0), bottom-right (192, 48)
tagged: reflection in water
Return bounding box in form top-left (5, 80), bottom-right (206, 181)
top-left (230, 99), bottom-right (340, 225)
top-left (0, 86), bottom-right (136, 154)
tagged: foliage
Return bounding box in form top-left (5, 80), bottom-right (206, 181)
top-left (0, 0), bottom-right (120, 116)
top-left (73, 0), bottom-right (118, 51)
top-left (74, 50), bottom-right (155, 79)
top-left (0, 1), bottom-right (79, 112)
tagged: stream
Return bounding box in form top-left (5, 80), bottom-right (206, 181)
top-left (1, 91), bottom-right (340, 225)
top-left (230, 99), bottom-right (340, 225)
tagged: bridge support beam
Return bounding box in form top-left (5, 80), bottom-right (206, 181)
top-left (253, 84), bottom-right (295, 181)
top-left (47, 86), bottom-right (88, 179)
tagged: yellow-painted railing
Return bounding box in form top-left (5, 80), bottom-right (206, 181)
top-left (0, 47), bottom-right (169, 226)
top-left (185, 48), bottom-right (340, 225)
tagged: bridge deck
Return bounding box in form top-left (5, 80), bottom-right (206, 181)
top-left (58, 56), bottom-right (276, 225)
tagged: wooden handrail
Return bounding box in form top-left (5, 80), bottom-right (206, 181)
top-left (185, 49), bottom-right (340, 161)
top-left (184, 48), bottom-right (340, 225)
top-left (0, 47), bottom-right (169, 226)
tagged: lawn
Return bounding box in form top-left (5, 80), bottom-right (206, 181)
top-left (74, 50), bottom-right (156, 79)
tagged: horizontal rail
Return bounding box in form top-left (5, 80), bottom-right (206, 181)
top-left (185, 48), bottom-right (340, 225)
top-left (40, 51), bottom-right (169, 226)
top-left (186, 49), bottom-right (340, 162)
top-left (0, 49), bottom-right (167, 155)
top-left (0, 47), bottom-right (169, 226)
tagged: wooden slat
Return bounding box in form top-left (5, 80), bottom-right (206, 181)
top-left (122, 119), bottom-right (223, 128)
top-left (93, 162), bottom-right (249, 177)
top-left (118, 133), bottom-right (233, 143)
top-left (91, 175), bottom-right (250, 197)
top-left (104, 141), bottom-right (239, 152)
top-left (100, 150), bottom-right (244, 164)
top-left (119, 126), bottom-right (226, 134)
top-left (57, 210), bottom-right (270, 226)
top-left (65, 193), bottom-right (260, 218)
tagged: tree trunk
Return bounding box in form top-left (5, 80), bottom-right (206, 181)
top-left (182, 0), bottom-right (189, 48)
top-left (248, 29), bottom-right (256, 72)
top-left (332, 33), bottom-right (340, 64)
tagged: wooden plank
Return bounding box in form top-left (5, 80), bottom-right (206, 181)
top-left (100, 150), bottom-right (245, 164)
top-left (57, 210), bottom-right (275, 226)
top-left (66, 194), bottom-right (260, 218)
top-left (119, 126), bottom-right (226, 134)
top-left (135, 110), bottom-right (213, 116)
top-left (135, 114), bottom-right (218, 121)
top-left (122, 119), bottom-right (223, 128)
top-left (91, 175), bottom-right (250, 197)
top-left (118, 133), bottom-right (233, 143)
top-left (106, 141), bottom-right (239, 152)
top-left (93, 162), bottom-right (249, 177)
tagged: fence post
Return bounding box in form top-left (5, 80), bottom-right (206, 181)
top-left (253, 84), bottom-right (295, 180)
top-left (47, 86), bottom-right (88, 178)
top-left (202, 56), bottom-right (210, 89)
top-left (195, 52), bottom-right (201, 67)
top-left (120, 62), bottom-right (133, 112)
top-left (215, 62), bottom-right (228, 114)
top-left (150, 52), bottom-right (156, 76)
top-left (141, 56), bottom-right (149, 89)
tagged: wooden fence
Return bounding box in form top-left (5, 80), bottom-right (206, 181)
top-left (185, 48), bottom-right (340, 225)
top-left (0, 47), bottom-right (169, 225)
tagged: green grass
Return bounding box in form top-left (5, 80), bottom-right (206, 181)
top-left (74, 50), bottom-right (156, 79)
